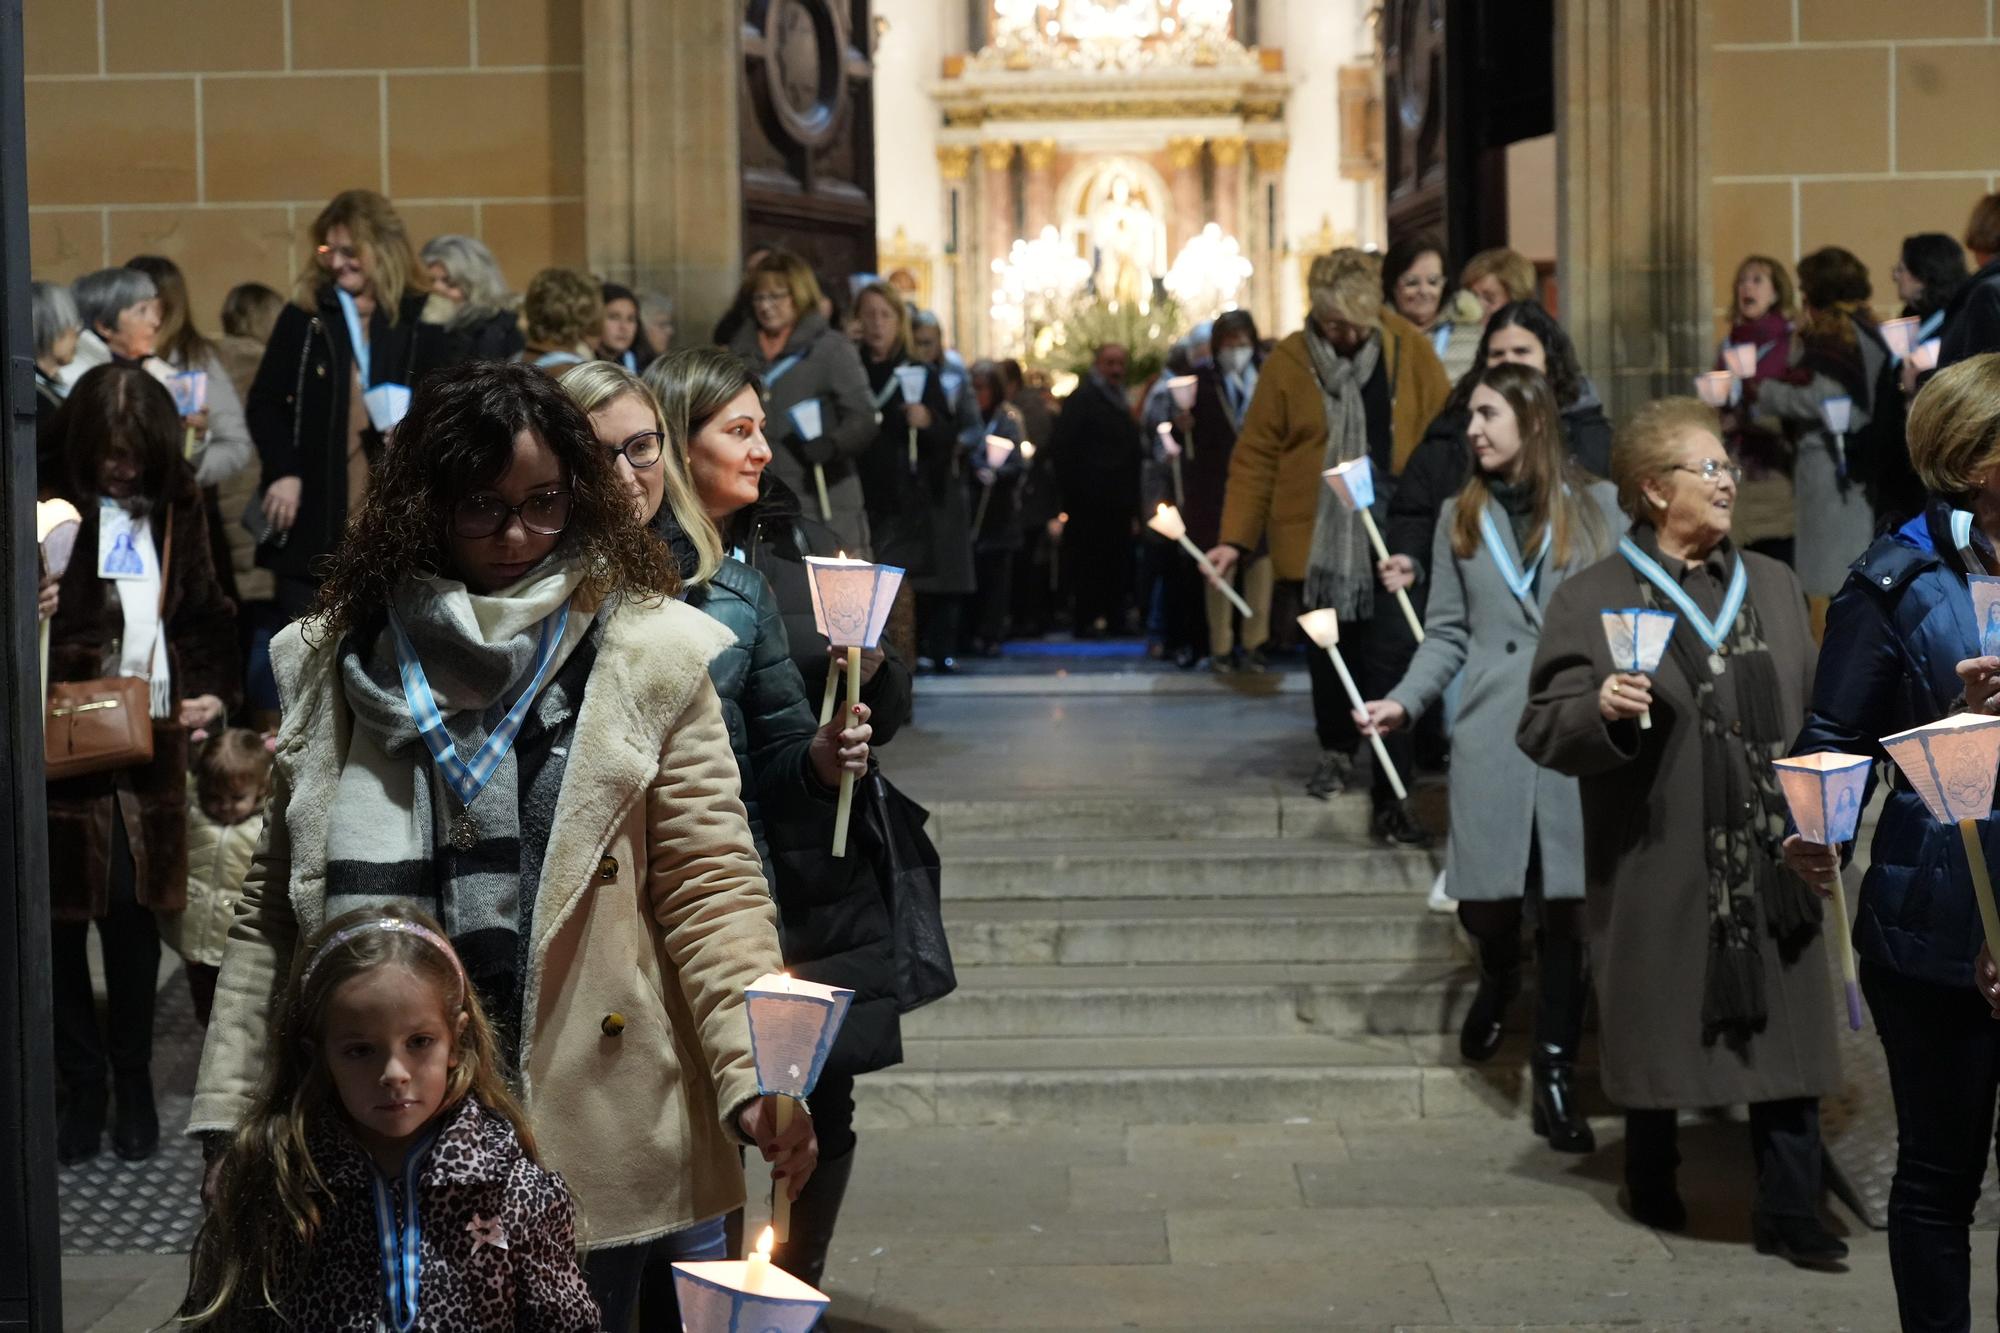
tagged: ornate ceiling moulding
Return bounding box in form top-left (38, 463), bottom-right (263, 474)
top-left (976, 0), bottom-right (1256, 74)
top-left (939, 89), bottom-right (1286, 128)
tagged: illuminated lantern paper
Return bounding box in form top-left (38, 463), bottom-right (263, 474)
top-left (804, 556), bottom-right (905, 858)
top-left (1911, 339), bottom-right (1942, 372)
top-left (36, 499), bottom-right (82, 701)
top-left (1601, 608), bottom-right (1678, 731)
top-left (1880, 316), bottom-right (1920, 361)
top-left (893, 364), bottom-right (929, 472)
top-left (1166, 375), bottom-right (1198, 410)
top-left (1773, 752), bottom-right (1873, 1030)
top-left (1722, 343), bottom-right (1760, 379)
top-left (673, 1237), bottom-right (829, 1333)
top-left (745, 973), bottom-right (853, 1244)
top-left (362, 383), bottom-right (411, 434)
top-left (788, 400), bottom-right (832, 521)
top-left (1297, 610), bottom-right (1408, 801)
top-left (1694, 371), bottom-right (1734, 408)
top-left (1971, 575), bottom-right (2000, 655)
top-left (1148, 504), bottom-right (1253, 618)
top-left (973, 436), bottom-right (1016, 531)
top-left (1881, 713), bottom-right (2000, 955)
top-left (1820, 396), bottom-right (1853, 435)
top-left (1322, 460), bottom-right (1423, 641)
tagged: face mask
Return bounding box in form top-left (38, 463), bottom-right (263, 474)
top-left (1218, 346), bottom-right (1252, 375)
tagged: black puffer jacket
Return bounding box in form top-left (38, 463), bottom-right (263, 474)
top-left (720, 475), bottom-right (914, 1078)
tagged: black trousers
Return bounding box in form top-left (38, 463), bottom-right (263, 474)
top-left (1455, 836), bottom-right (1587, 1058)
top-left (50, 811), bottom-right (159, 1093)
top-left (1305, 598), bottom-right (1418, 808)
top-left (1624, 1098), bottom-right (1824, 1220)
top-left (1143, 543), bottom-right (1205, 657)
top-left (1063, 509), bottom-right (1132, 634)
top-left (915, 591), bottom-right (964, 662)
top-left (1861, 958), bottom-right (2000, 1332)
top-left (970, 547), bottom-right (1015, 647)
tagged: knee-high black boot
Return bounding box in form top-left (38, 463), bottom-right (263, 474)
top-left (1458, 912), bottom-right (1522, 1064)
top-left (771, 1147), bottom-right (856, 1298)
top-left (1530, 928), bottom-right (1595, 1153)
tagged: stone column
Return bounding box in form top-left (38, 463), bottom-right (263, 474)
top-left (1210, 135), bottom-right (1245, 242)
top-left (937, 145), bottom-right (974, 351)
top-left (1165, 135), bottom-right (1205, 253)
top-left (582, 0), bottom-right (742, 338)
top-left (1556, 0), bottom-right (1709, 423)
top-left (1022, 139), bottom-right (1059, 236)
top-left (981, 140), bottom-right (1018, 357)
top-left (1249, 140), bottom-right (1289, 334)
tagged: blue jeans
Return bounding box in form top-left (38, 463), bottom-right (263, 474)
top-left (582, 1216), bottom-right (729, 1332)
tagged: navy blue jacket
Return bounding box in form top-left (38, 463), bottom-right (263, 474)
top-left (1791, 504), bottom-right (1993, 987)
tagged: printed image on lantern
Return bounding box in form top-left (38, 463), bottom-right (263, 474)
top-left (1820, 396), bottom-right (1854, 480)
top-left (1166, 375), bottom-right (1198, 410)
top-left (1911, 339), bottom-right (1942, 372)
top-left (672, 1225), bottom-right (831, 1333)
top-left (893, 364), bottom-right (928, 470)
top-left (171, 369), bottom-right (208, 456)
top-left (1297, 609), bottom-right (1408, 801)
top-left (803, 555), bottom-right (905, 856)
top-left (745, 972), bottom-right (855, 1242)
top-left (37, 498), bottom-right (82, 699)
top-left (1880, 316), bottom-right (1920, 361)
top-left (1600, 608), bottom-right (1678, 731)
top-left (1970, 574), bottom-right (2000, 654)
top-left (1722, 343), bottom-right (1760, 379)
top-left (1155, 421), bottom-right (1185, 508)
top-left (1694, 371), bottom-right (1734, 408)
top-left (787, 398), bottom-right (833, 521)
top-left (973, 434), bottom-right (1017, 532)
top-left (1322, 458), bottom-right (1424, 642)
top-left (1880, 712), bottom-right (2000, 958)
top-left (1773, 752), bottom-right (1873, 1030)
top-left (1148, 503), bottom-right (1253, 617)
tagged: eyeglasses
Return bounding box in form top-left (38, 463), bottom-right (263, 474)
top-left (1671, 460), bottom-right (1744, 485)
top-left (315, 243), bottom-right (360, 266)
top-left (749, 292), bottom-right (792, 308)
top-left (450, 490), bottom-right (574, 539)
top-left (607, 431), bottom-right (664, 470)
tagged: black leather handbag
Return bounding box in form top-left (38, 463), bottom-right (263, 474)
top-left (855, 768), bottom-right (956, 1013)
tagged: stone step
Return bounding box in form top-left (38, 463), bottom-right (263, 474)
top-left (853, 1034), bottom-right (1604, 1128)
top-left (943, 838), bottom-right (1440, 901)
top-left (906, 961), bottom-right (1481, 1040)
top-left (923, 787), bottom-right (1448, 849)
top-left (946, 894), bottom-right (1461, 967)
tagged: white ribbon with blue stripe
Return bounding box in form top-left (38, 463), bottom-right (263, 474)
top-left (1617, 535), bottom-right (1746, 655)
top-left (369, 1129), bottom-right (438, 1333)
top-left (1952, 508), bottom-right (1993, 575)
top-left (336, 288), bottom-right (371, 386)
top-left (764, 352), bottom-right (804, 386)
top-left (387, 600), bottom-right (573, 812)
top-left (1480, 506), bottom-right (1552, 618)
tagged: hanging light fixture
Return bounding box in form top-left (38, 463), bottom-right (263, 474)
top-left (1163, 222), bottom-right (1254, 317)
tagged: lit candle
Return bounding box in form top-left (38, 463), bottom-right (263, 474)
top-left (744, 1226), bottom-right (775, 1294)
top-left (1147, 503), bottom-right (1253, 617)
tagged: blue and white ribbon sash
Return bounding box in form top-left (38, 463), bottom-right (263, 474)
top-left (336, 288), bottom-right (372, 386)
top-left (387, 601), bottom-right (572, 811)
top-left (370, 1129), bottom-right (438, 1333)
top-left (1479, 505), bottom-right (1551, 617)
top-left (1617, 535), bottom-right (1746, 654)
top-left (764, 352), bottom-right (804, 387)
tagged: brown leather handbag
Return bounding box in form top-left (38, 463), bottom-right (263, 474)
top-left (45, 507), bottom-right (173, 783)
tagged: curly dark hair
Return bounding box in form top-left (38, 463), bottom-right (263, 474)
top-left (303, 361), bottom-right (677, 643)
top-left (1441, 300), bottom-right (1586, 414)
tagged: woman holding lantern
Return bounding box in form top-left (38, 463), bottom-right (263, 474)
top-left (1713, 255), bottom-right (1799, 566)
top-left (1518, 396), bottom-right (1842, 1263)
top-left (190, 362), bottom-right (815, 1332)
top-left (1794, 353), bottom-right (2000, 1328)
top-left (1356, 363), bottom-right (1620, 1152)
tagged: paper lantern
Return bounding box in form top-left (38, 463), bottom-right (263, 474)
top-left (36, 499), bottom-right (82, 578)
top-left (787, 398), bottom-right (824, 442)
top-left (1722, 343), bottom-right (1759, 379)
top-left (1019, 440), bottom-right (1036, 461)
top-left (1166, 375), bottom-right (1198, 409)
top-left (1774, 753), bottom-right (1872, 845)
top-left (1972, 575), bottom-right (2000, 655)
top-left (1881, 713), bottom-right (2000, 825)
top-left (1155, 420), bottom-right (1182, 460)
top-left (1145, 503), bottom-right (1188, 543)
top-left (1911, 339), bottom-right (1942, 372)
top-left (671, 1259), bottom-right (829, 1333)
top-left (1820, 396), bottom-right (1853, 435)
top-left (802, 556), bottom-right (902, 650)
top-left (982, 435), bottom-right (1016, 470)
top-left (1880, 316), bottom-right (1920, 361)
top-left (1296, 607), bottom-right (1341, 648)
top-left (1601, 609), bottom-right (1677, 673)
top-left (169, 369), bottom-right (207, 416)
top-left (893, 364), bottom-right (928, 404)
top-left (745, 972), bottom-right (853, 1099)
top-left (941, 369), bottom-right (965, 403)
top-left (1322, 458), bottom-right (1375, 511)
top-left (1694, 371), bottom-right (1734, 408)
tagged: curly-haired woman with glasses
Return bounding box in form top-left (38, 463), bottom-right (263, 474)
top-left (191, 360), bottom-right (816, 1331)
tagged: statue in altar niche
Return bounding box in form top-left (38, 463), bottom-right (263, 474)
top-left (1082, 168), bottom-right (1167, 307)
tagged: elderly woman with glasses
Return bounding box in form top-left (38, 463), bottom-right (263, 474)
top-left (59, 266), bottom-right (167, 392)
top-left (1519, 397), bottom-right (1842, 1265)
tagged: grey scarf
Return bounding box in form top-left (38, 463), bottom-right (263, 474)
top-left (1302, 325), bottom-right (1383, 617)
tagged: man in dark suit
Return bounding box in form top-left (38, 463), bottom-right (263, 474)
top-left (1050, 343), bottom-right (1144, 636)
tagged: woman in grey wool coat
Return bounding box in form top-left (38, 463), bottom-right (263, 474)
top-left (1358, 363), bottom-right (1618, 1156)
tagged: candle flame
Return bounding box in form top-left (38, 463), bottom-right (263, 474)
top-left (1156, 502), bottom-right (1172, 517)
top-left (837, 550), bottom-right (846, 560)
top-left (1058, 512), bottom-right (1069, 523)
top-left (755, 1225), bottom-right (775, 1259)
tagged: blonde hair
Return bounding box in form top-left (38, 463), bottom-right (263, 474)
top-left (1611, 396), bottom-right (1723, 521)
top-left (180, 905), bottom-right (534, 1327)
top-left (853, 280), bottom-right (912, 361)
top-left (1447, 363), bottom-right (1612, 570)
top-left (1460, 248), bottom-right (1538, 304)
top-left (522, 268), bottom-right (602, 352)
top-left (1307, 249), bottom-right (1384, 328)
top-left (293, 190), bottom-right (425, 322)
top-left (744, 250), bottom-right (825, 321)
top-left (1908, 352), bottom-right (2000, 498)
top-left (557, 360), bottom-right (724, 584)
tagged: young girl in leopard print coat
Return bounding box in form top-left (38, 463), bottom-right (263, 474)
top-left (180, 906), bottom-right (601, 1331)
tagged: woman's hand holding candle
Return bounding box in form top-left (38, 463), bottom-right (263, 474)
top-left (1353, 699), bottom-right (1408, 736)
top-left (1598, 671), bottom-right (1653, 723)
top-left (1781, 833), bottom-right (1841, 897)
top-left (737, 1093), bottom-right (820, 1202)
top-left (810, 702), bottom-right (873, 788)
top-left (1204, 544), bottom-right (1240, 578)
top-left (1376, 555), bottom-right (1417, 594)
top-left (1957, 655), bottom-right (2000, 714)
top-left (904, 403), bottom-right (933, 430)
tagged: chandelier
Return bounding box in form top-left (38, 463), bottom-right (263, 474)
top-left (979, 0), bottom-right (1250, 72)
top-left (1162, 223), bottom-right (1253, 318)
top-left (990, 226), bottom-right (1095, 356)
